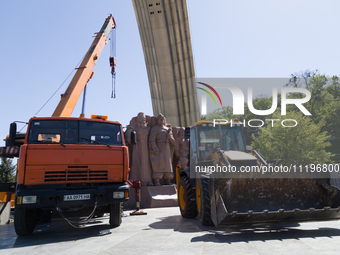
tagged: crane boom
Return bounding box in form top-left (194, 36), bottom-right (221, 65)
top-left (52, 14), bottom-right (116, 117)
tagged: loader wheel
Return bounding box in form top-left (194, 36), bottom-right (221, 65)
top-left (178, 175), bottom-right (197, 218)
top-left (14, 208), bottom-right (37, 236)
top-left (109, 202), bottom-right (122, 228)
top-left (196, 178), bottom-right (214, 226)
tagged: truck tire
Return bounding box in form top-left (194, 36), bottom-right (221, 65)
top-left (196, 178), bottom-right (214, 226)
top-left (14, 208), bottom-right (37, 236)
top-left (109, 202), bottom-right (122, 227)
top-left (178, 175), bottom-right (197, 218)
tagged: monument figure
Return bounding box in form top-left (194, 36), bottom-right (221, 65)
top-left (130, 112), bottom-right (153, 186)
top-left (176, 127), bottom-right (189, 169)
top-left (149, 114), bottom-right (175, 186)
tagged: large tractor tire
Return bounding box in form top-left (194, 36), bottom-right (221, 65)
top-left (109, 202), bottom-right (122, 227)
top-left (196, 178), bottom-right (214, 226)
top-left (178, 175), bottom-right (197, 218)
top-left (14, 208), bottom-right (37, 236)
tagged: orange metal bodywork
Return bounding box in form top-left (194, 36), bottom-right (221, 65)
top-left (17, 145), bottom-right (27, 185)
top-left (18, 117), bottom-right (129, 186)
top-left (23, 145), bottom-right (126, 186)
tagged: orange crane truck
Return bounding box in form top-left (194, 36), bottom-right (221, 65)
top-left (13, 116), bottom-right (129, 236)
top-left (2, 14), bottom-right (131, 236)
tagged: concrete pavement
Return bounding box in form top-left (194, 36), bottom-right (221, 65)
top-left (1, 207), bottom-right (340, 254)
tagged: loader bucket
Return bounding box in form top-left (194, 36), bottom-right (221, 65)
top-left (210, 178), bottom-right (340, 227)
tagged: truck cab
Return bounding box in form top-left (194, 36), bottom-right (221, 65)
top-left (14, 116), bottom-right (129, 236)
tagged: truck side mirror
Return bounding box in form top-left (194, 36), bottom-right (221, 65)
top-left (184, 127), bottom-right (190, 139)
top-left (8, 122), bottom-right (17, 146)
top-left (131, 131), bottom-right (137, 145)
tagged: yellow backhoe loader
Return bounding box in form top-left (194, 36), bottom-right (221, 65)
top-left (177, 119), bottom-right (340, 227)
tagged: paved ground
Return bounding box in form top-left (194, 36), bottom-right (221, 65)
top-left (2, 207), bottom-right (340, 254)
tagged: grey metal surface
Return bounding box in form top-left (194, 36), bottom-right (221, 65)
top-left (211, 178), bottom-right (340, 226)
top-left (2, 207), bottom-right (340, 254)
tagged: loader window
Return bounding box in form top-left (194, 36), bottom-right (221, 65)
top-left (198, 125), bottom-right (246, 152)
top-left (222, 127), bottom-right (245, 152)
top-left (190, 129), bottom-right (198, 164)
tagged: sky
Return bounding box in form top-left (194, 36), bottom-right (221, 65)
top-left (0, 0), bottom-right (339, 146)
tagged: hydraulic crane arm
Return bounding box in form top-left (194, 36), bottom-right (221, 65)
top-left (52, 14), bottom-right (116, 117)
top-left (0, 15), bottom-right (116, 158)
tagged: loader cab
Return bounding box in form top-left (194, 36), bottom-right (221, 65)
top-left (190, 120), bottom-right (247, 164)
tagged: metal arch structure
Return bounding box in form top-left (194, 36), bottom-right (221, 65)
top-left (132, 0), bottom-right (200, 127)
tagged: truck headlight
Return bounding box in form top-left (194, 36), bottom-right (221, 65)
top-left (113, 192), bottom-right (124, 199)
top-left (22, 196), bottom-right (37, 204)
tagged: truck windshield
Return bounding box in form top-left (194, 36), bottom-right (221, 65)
top-left (27, 120), bottom-right (123, 145)
top-left (198, 124), bottom-right (246, 152)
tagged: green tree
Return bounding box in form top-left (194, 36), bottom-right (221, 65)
top-left (287, 70), bottom-right (340, 162)
top-left (0, 157), bottom-right (16, 183)
top-left (203, 71), bottom-right (340, 162)
top-left (205, 95), bottom-right (282, 125)
top-left (243, 95), bottom-right (281, 122)
top-left (205, 105), bottom-right (239, 121)
top-left (287, 71), bottom-right (335, 123)
top-left (251, 111), bottom-right (333, 166)
top-left (326, 76), bottom-right (340, 99)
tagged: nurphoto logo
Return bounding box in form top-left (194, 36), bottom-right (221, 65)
top-left (197, 80), bottom-right (312, 127)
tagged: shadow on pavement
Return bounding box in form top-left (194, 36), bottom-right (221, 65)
top-left (149, 215), bottom-right (340, 243)
top-left (1, 216), bottom-right (114, 250)
top-left (149, 215), bottom-right (212, 232)
top-left (191, 226), bottom-right (340, 244)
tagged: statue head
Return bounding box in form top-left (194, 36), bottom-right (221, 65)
top-left (137, 112), bottom-right (147, 128)
top-left (156, 113), bottom-right (166, 127)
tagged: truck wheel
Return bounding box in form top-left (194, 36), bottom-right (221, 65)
top-left (109, 202), bottom-right (122, 227)
top-left (14, 208), bottom-right (37, 236)
top-left (178, 175), bottom-right (197, 218)
top-left (196, 178), bottom-right (214, 226)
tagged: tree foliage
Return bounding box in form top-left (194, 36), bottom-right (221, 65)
top-left (251, 112), bottom-right (333, 166)
top-left (0, 157), bottom-right (16, 183)
top-left (243, 95), bottom-right (281, 122)
top-left (286, 70), bottom-right (340, 162)
top-left (203, 70), bottom-right (340, 163)
top-left (205, 106), bottom-right (238, 121)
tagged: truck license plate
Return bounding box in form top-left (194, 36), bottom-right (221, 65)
top-left (64, 194), bottom-right (91, 201)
